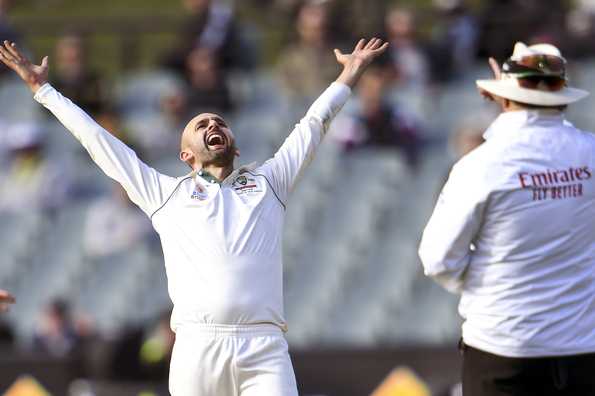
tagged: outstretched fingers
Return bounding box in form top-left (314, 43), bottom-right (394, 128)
top-left (357, 38), bottom-right (388, 54)
top-left (5, 41), bottom-right (26, 63)
top-left (0, 44), bottom-right (15, 66)
top-left (0, 41), bottom-right (26, 70)
top-left (1, 41), bottom-right (16, 59)
top-left (348, 38), bottom-right (389, 57)
top-left (373, 42), bottom-right (389, 54)
top-left (4, 42), bottom-right (29, 65)
top-left (365, 38), bottom-right (381, 50)
top-left (362, 38), bottom-right (374, 50)
top-left (0, 41), bottom-right (48, 93)
top-left (359, 38), bottom-right (389, 58)
top-left (336, 38), bottom-right (389, 87)
top-left (355, 38), bottom-right (366, 52)
top-left (0, 41), bottom-right (33, 71)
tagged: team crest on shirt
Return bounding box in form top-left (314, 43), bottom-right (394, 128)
top-left (235, 175), bottom-right (248, 186)
top-left (233, 175), bottom-right (262, 195)
top-left (190, 183), bottom-right (209, 200)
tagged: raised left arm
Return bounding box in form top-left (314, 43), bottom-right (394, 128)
top-left (0, 40), bottom-right (177, 217)
top-left (262, 39), bottom-right (388, 203)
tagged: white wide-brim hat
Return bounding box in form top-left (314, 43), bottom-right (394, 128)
top-left (476, 42), bottom-right (589, 106)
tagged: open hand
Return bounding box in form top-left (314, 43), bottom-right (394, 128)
top-left (0, 40), bottom-right (49, 93)
top-left (334, 38), bottom-right (389, 69)
top-left (0, 289), bottom-right (15, 313)
top-left (334, 38), bottom-right (389, 88)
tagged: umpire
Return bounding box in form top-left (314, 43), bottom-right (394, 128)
top-left (419, 42), bottom-right (595, 395)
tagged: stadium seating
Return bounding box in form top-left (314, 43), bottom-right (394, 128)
top-left (0, 65), bottom-right (503, 348)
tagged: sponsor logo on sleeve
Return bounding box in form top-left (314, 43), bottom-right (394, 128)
top-left (518, 166), bottom-right (592, 201)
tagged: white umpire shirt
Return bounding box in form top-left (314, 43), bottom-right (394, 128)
top-left (419, 109), bottom-right (595, 358)
top-left (34, 82), bottom-right (351, 333)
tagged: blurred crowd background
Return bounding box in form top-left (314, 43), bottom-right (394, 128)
top-left (2, 0), bottom-right (595, 394)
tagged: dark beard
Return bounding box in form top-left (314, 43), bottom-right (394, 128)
top-left (200, 142), bottom-right (236, 167)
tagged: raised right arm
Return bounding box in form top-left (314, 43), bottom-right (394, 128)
top-left (0, 40), bottom-right (176, 216)
top-left (34, 85), bottom-right (176, 215)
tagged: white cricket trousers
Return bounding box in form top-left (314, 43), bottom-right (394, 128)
top-left (169, 323), bottom-right (298, 396)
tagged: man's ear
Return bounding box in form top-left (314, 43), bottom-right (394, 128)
top-left (179, 149), bottom-right (195, 168)
top-left (501, 98), bottom-right (511, 111)
top-left (234, 148), bottom-right (240, 157)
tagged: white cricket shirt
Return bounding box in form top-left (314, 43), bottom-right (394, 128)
top-left (419, 109), bottom-right (595, 357)
top-left (34, 82), bottom-right (351, 332)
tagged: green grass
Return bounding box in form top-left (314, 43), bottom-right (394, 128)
top-left (8, 3), bottom-right (183, 78)
top-left (10, 0), bottom-right (183, 17)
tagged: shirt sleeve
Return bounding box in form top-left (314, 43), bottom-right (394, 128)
top-left (34, 83), bottom-right (177, 217)
top-left (418, 159), bottom-right (488, 293)
top-left (260, 82), bottom-right (351, 203)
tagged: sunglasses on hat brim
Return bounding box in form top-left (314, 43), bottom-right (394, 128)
top-left (503, 54), bottom-right (566, 78)
top-left (517, 75), bottom-right (567, 92)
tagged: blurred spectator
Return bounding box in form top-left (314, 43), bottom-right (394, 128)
top-left (95, 107), bottom-right (129, 142)
top-left (477, 0), bottom-right (567, 61)
top-left (0, 318), bottom-right (14, 345)
top-left (51, 32), bottom-right (108, 116)
top-left (428, 0), bottom-right (478, 82)
top-left (477, 0), bottom-right (525, 61)
top-left (162, 0), bottom-right (256, 76)
top-left (267, 0), bottom-right (300, 15)
top-left (329, 0), bottom-right (389, 44)
top-left (385, 7), bottom-right (430, 90)
top-left (264, 0), bottom-right (387, 41)
top-left (123, 83), bottom-right (187, 160)
top-left (93, 107), bottom-right (154, 162)
top-left (118, 52), bottom-right (227, 159)
top-left (276, 0), bottom-right (339, 108)
top-left (33, 298), bottom-right (82, 357)
top-left (184, 46), bottom-right (234, 114)
top-left (0, 122), bottom-right (72, 215)
top-left (332, 67), bottom-right (422, 169)
top-left (108, 324), bottom-right (145, 380)
top-left (83, 184), bottom-right (152, 259)
top-left (160, 82), bottom-right (191, 133)
top-left (0, 0), bottom-right (20, 80)
top-left (564, 0), bottom-right (595, 59)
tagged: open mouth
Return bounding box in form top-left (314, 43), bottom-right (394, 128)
top-left (206, 132), bottom-right (227, 150)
